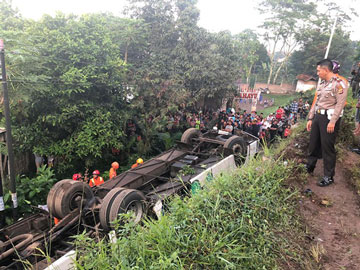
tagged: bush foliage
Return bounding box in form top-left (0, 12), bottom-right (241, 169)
top-left (2, 166), bottom-right (56, 223)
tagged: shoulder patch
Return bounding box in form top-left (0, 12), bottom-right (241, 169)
top-left (335, 75), bottom-right (349, 87)
top-left (337, 84), bottom-right (344, 94)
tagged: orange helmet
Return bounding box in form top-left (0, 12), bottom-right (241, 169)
top-left (92, 170), bottom-right (100, 175)
top-left (136, 158), bottom-right (143, 164)
top-left (111, 161), bottom-right (119, 169)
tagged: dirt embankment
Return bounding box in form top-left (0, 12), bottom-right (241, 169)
top-left (283, 132), bottom-right (360, 270)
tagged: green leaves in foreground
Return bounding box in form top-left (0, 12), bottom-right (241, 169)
top-left (74, 157), bottom-right (312, 270)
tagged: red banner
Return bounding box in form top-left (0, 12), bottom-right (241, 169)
top-left (239, 92), bottom-right (258, 99)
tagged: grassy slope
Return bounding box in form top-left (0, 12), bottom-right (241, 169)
top-left (74, 128), bottom-right (316, 270)
top-left (257, 93), bottom-right (300, 116)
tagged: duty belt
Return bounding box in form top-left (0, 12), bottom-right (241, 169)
top-left (315, 108), bottom-right (343, 118)
top-left (316, 109), bottom-right (327, 115)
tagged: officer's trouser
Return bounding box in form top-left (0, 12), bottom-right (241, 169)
top-left (356, 107), bottom-right (360, 123)
top-left (307, 113), bottom-right (341, 177)
top-left (352, 81), bottom-right (360, 98)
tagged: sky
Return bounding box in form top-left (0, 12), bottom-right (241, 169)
top-left (10, 0), bottom-right (360, 41)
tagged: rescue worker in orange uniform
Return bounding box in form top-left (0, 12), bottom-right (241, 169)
top-left (131, 158), bottom-right (143, 169)
top-left (109, 162), bottom-right (119, 179)
top-left (89, 170), bottom-right (104, 187)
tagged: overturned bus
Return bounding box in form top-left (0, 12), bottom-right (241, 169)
top-left (0, 128), bottom-right (259, 269)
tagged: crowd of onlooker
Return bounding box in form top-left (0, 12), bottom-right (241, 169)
top-left (124, 98), bottom-right (311, 146)
top-left (162, 98), bottom-right (311, 145)
top-left (214, 98), bottom-right (310, 144)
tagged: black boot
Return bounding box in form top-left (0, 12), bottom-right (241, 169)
top-left (317, 176), bottom-right (334, 187)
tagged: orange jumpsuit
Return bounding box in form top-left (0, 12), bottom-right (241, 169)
top-left (109, 168), bottom-right (117, 179)
top-left (131, 163), bottom-right (138, 169)
top-left (89, 176), bottom-right (104, 187)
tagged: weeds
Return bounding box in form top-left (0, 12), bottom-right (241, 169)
top-left (349, 164), bottom-right (360, 195)
top-left (2, 166), bottom-right (56, 224)
top-left (74, 155), bottom-right (315, 269)
top-left (179, 165), bottom-right (196, 176)
top-left (310, 243), bottom-right (326, 263)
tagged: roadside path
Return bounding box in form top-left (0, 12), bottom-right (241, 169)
top-left (300, 152), bottom-right (360, 270)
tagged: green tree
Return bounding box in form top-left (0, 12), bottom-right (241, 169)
top-left (173, 0), bottom-right (240, 106)
top-left (289, 28), bottom-right (354, 77)
top-left (0, 0), bottom-right (24, 31)
top-left (233, 29), bottom-right (270, 84)
top-left (259, 0), bottom-right (357, 83)
top-left (258, 0), bottom-right (317, 84)
top-left (5, 13), bottom-right (129, 173)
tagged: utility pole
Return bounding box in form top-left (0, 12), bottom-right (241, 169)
top-left (317, 14), bottom-right (338, 86)
top-left (324, 14), bottom-right (338, 59)
top-left (0, 39), bottom-right (18, 222)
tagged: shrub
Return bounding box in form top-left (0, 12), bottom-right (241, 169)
top-left (3, 166), bottom-right (57, 217)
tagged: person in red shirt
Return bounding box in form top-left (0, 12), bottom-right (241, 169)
top-left (275, 107), bottom-right (283, 120)
top-left (284, 125), bottom-right (291, 138)
top-left (89, 170), bottom-right (104, 187)
top-left (109, 162), bottom-right (119, 179)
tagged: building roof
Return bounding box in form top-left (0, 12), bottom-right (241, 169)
top-left (296, 74), bottom-right (317, 82)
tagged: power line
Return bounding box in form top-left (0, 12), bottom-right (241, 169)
top-left (4, 41), bottom-right (126, 66)
top-left (7, 79), bottom-right (124, 88)
top-left (7, 50), bottom-right (119, 67)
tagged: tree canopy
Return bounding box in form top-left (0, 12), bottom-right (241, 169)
top-left (257, 0), bottom-right (357, 82)
top-left (0, 0), bottom-right (358, 176)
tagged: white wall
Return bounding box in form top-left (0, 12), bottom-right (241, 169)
top-left (296, 81), bottom-right (317, 92)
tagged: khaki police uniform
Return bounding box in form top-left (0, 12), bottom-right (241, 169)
top-left (307, 76), bottom-right (348, 178)
top-left (351, 65), bottom-right (360, 98)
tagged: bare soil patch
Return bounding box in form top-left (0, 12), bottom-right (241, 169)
top-left (284, 134), bottom-right (360, 270)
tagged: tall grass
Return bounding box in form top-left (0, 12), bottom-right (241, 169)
top-left (74, 155), bottom-right (315, 270)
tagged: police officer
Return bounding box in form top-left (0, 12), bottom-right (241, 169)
top-left (351, 62), bottom-right (360, 98)
top-left (306, 59), bottom-right (348, 187)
